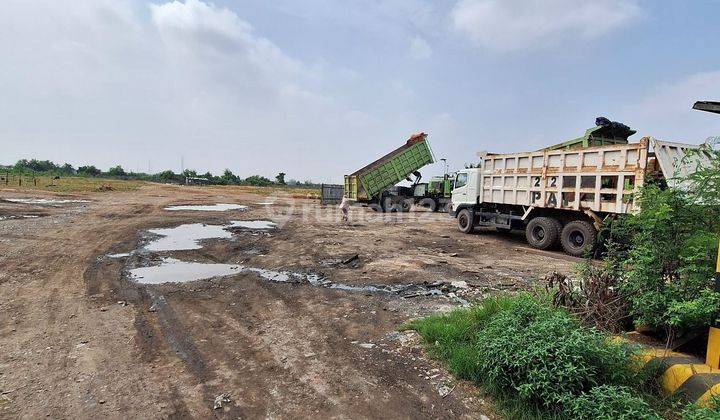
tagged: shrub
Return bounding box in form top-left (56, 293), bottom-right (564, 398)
top-left (563, 385), bottom-right (660, 419)
top-left (613, 184), bottom-right (720, 337)
top-left (409, 294), bottom-right (650, 418)
top-left (474, 294), bottom-right (639, 409)
top-left (404, 295), bottom-right (515, 380)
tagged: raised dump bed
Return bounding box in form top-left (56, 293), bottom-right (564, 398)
top-left (344, 133), bottom-right (434, 207)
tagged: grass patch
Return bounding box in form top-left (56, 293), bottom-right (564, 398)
top-left (0, 176), bottom-right (145, 192)
top-left (205, 184), bottom-right (320, 199)
top-left (405, 293), bottom-right (668, 419)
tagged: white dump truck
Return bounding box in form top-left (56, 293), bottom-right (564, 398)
top-left (449, 136), bottom-right (706, 256)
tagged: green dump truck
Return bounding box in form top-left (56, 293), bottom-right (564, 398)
top-left (541, 117), bottom-right (636, 151)
top-left (344, 133), bottom-right (451, 212)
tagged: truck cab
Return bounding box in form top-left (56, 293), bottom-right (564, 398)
top-left (449, 169), bottom-right (479, 215)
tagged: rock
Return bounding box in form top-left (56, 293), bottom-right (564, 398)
top-left (358, 343), bottom-right (375, 349)
top-left (438, 384), bottom-right (455, 398)
top-left (213, 393), bottom-right (231, 410)
top-left (450, 280), bottom-right (469, 289)
top-left (99, 307), bottom-right (107, 312)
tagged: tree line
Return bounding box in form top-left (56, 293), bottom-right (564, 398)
top-left (1, 159), bottom-right (318, 188)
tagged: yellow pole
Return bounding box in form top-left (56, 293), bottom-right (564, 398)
top-left (707, 240), bottom-right (720, 369)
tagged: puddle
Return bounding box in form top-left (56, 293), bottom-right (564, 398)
top-left (145, 223), bottom-right (235, 252)
top-left (0, 215), bottom-right (40, 221)
top-left (164, 204), bottom-right (248, 212)
top-left (5, 198), bottom-right (89, 206)
top-left (124, 254), bottom-right (468, 304)
top-left (107, 252), bottom-right (132, 259)
top-left (144, 220), bottom-right (276, 252)
top-left (128, 258), bottom-right (468, 304)
top-left (121, 220), bottom-right (465, 304)
top-left (230, 220), bottom-right (276, 230)
top-left (129, 258), bottom-right (241, 284)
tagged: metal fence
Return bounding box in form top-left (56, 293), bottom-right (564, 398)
top-left (0, 172), bottom-right (47, 187)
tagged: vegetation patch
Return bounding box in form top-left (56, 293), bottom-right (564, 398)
top-left (405, 294), bottom-right (668, 419)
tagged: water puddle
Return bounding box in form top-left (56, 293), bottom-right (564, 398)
top-left (5, 198), bottom-right (90, 206)
top-left (145, 223), bottom-right (235, 252)
top-left (164, 204), bottom-right (248, 212)
top-left (121, 220), bottom-right (466, 304)
top-left (230, 220), bottom-right (276, 230)
top-left (0, 215), bottom-right (40, 221)
top-left (129, 258), bottom-right (241, 284)
top-left (107, 252), bottom-right (132, 259)
top-left (144, 220), bottom-right (276, 252)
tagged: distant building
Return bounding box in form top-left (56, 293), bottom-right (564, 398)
top-left (185, 176), bottom-right (211, 186)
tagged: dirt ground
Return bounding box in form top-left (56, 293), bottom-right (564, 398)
top-left (0, 183), bottom-right (576, 419)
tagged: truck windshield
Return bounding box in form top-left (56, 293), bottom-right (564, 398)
top-left (455, 173), bottom-right (468, 189)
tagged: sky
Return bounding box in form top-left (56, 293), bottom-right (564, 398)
top-left (1, 0), bottom-right (719, 183)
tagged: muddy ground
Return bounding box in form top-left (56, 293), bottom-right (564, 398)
top-left (0, 183), bottom-right (575, 419)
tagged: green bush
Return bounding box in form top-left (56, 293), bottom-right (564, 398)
top-left (681, 403), bottom-right (720, 420)
top-left (474, 294), bottom-right (639, 409)
top-left (563, 385), bottom-right (660, 419)
top-left (404, 295), bottom-right (515, 380)
top-left (408, 294), bottom-right (653, 418)
top-left (612, 184), bottom-right (720, 336)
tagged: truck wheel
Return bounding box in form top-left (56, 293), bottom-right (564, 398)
top-left (400, 199), bottom-right (412, 213)
top-left (525, 217), bottom-right (559, 250)
top-left (560, 220), bottom-right (597, 257)
top-left (457, 209), bottom-right (474, 234)
top-left (382, 197), bottom-right (397, 213)
top-left (417, 198), bottom-right (436, 212)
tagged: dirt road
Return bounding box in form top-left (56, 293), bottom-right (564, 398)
top-left (0, 183), bottom-right (574, 419)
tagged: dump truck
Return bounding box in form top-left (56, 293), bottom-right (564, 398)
top-left (344, 133), bottom-right (451, 212)
top-left (542, 117), bottom-right (636, 150)
top-left (449, 130), bottom-right (707, 256)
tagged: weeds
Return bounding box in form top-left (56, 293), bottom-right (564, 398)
top-left (406, 293), bottom-right (661, 419)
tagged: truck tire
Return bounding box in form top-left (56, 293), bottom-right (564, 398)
top-left (417, 198), bottom-right (437, 212)
top-left (560, 220), bottom-right (597, 257)
top-left (525, 217), bottom-right (559, 250)
top-left (457, 209), bottom-right (474, 234)
top-left (382, 197), bottom-right (398, 212)
top-left (400, 199), bottom-right (412, 213)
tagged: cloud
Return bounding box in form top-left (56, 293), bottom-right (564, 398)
top-left (451, 0), bottom-right (641, 51)
top-left (409, 36), bottom-right (432, 60)
top-left (623, 71), bottom-right (720, 143)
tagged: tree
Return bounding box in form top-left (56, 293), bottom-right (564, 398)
top-left (243, 175), bottom-right (273, 186)
top-left (77, 165), bottom-right (101, 177)
top-left (107, 166), bottom-right (126, 177)
top-left (157, 170), bottom-right (175, 181)
top-left (276, 172), bottom-right (286, 185)
top-left (182, 169), bottom-right (197, 178)
top-left (222, 169), bottom-right (238, 184)
top-left (60, 163), bottom-right (76, 175)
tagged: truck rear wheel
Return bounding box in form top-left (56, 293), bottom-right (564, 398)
top-left (525, 217), bottom-right (559, 250)
top-left (457, 209), bottom-right (474, 234)
top-left (560, 220), bottom-right (597, 257)
top-left (417, 198), bottom-right (437, 212)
